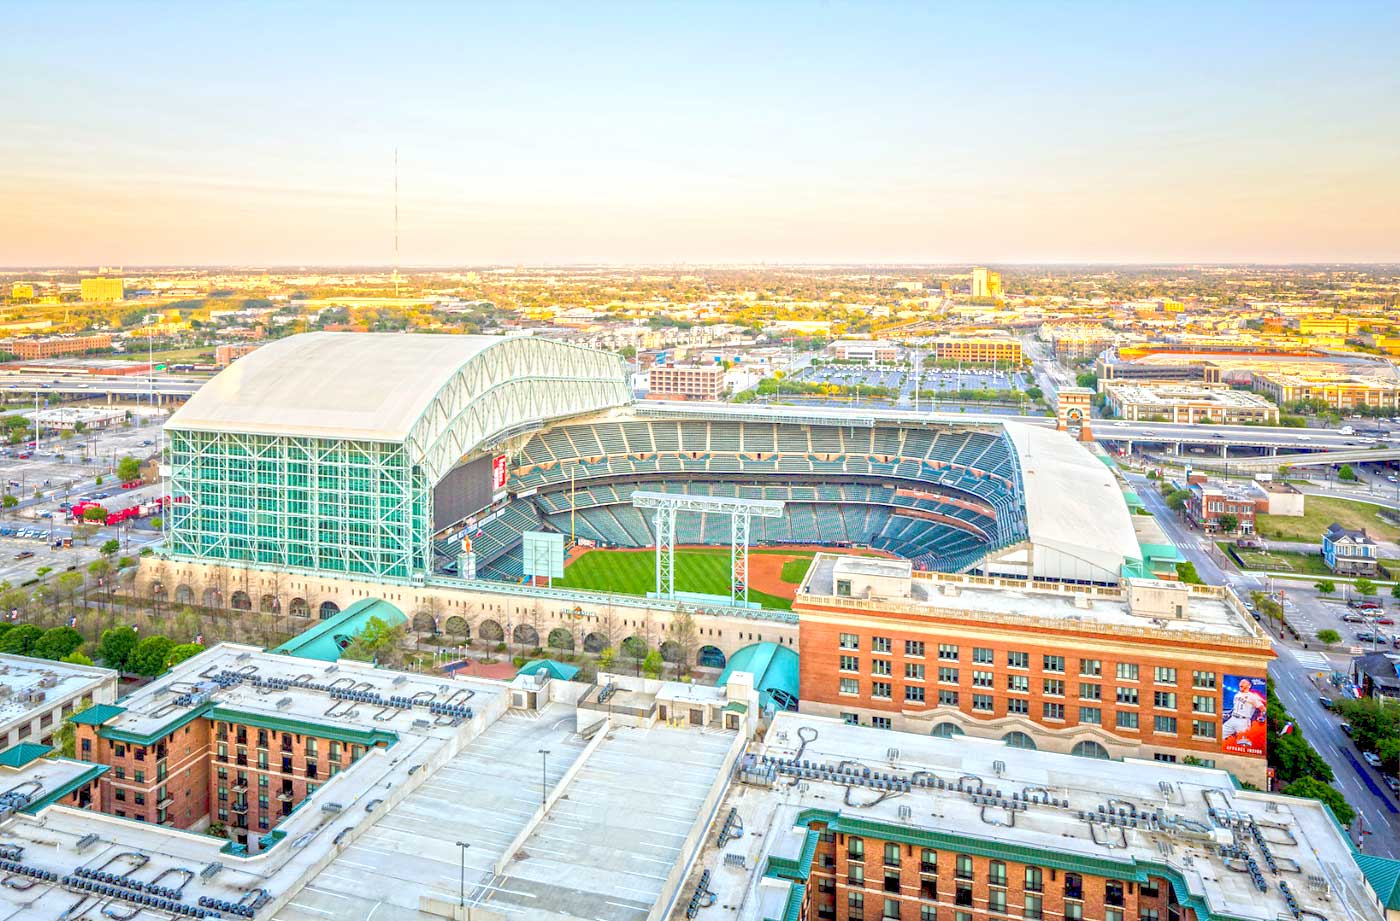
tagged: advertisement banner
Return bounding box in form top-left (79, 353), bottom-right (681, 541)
top-left (492, 455), bottom-right (508, 492)
top-left (1221, 674), bottom-right (1267, 756)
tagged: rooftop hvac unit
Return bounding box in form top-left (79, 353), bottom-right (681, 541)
top-left (38, 674), bottom-right (59, 689)
top-left (0, 687), bottom-right (11, 700)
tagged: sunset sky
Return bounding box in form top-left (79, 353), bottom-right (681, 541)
top-left (4, 1), bottom-right (1398, 266)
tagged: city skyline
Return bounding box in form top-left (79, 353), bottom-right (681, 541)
top-left (5, 1), bottom-right (1399, 266)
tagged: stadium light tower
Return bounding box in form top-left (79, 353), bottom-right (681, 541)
top-left (632, 491), bottom-right (784, 606)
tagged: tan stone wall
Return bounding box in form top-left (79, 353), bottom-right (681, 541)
top-left (136, 556), bottom-right (796, 666)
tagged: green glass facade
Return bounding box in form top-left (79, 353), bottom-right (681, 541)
top-left (165, 429), bottom-right (428, 580)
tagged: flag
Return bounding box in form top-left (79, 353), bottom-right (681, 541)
top-left (1281, 722), bottom-right (1295, 736)
top-left (68, 616), bottom-right (77, 628)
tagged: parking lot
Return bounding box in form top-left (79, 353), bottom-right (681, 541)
top-left (0, 407), bottom-right (165, 499)
top-left (790, 364), bottom-right (1031, 407)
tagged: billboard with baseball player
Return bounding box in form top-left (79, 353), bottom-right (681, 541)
top-left (1221, 674), bottom-right (1267, 756)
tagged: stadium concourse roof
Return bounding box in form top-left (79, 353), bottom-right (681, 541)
top-left (169, 332), bottom-right (632, 479)
top-left (1002, 421), bottom-right (1142, 580)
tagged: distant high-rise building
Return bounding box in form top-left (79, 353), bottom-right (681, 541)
top-left (80, 277), bottom-right (125, 302)
top-left (970, 266), bottom-right (1001, 298)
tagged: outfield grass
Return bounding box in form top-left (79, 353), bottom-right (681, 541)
top-left (556, 547), bottom-right (794, 610)
top-left (1256, 494), bottom-right (1400, 543)
top-left (780, 557), bottom-right (813, 585)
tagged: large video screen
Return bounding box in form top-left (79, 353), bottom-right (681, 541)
top-left (432, 455), bottom-right (499, 530)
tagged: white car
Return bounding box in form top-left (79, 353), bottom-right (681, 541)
top-left (1364, 751), bottom-right (1383, 768)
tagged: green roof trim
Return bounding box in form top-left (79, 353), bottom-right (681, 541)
top-left (99, 702), bottom-right (214, 747)
top-left (69, 704), bottom-right (127, 726)
top-left (0, 742), bottom-right (54, 769)
top-left (208, 708), bottom-right (398, 749)
top-left (1357, 853), bottom-right (1400, 910)
top-left (722, 701), bottom-right (749, 714)
top-left (781, 809), bottom-right (1254, 921)
top-left (517, 659), bottom-right (580, 681)
top-left (21, 763), bottom-right (109, 815)
top-left (273, 598), bottom-right (406, 662)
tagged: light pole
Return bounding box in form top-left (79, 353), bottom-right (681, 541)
top-left (456, 841), bottom-right (470, 906)
top-left (538, 748), bottom-right (550, 809)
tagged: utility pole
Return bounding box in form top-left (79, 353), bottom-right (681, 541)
top-left (538, 748), bottom-right (551, 809)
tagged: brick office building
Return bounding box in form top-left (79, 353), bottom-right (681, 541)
top-left (793, 555), bottom-right (1273, 785)
top-left (728, 712), bottom-right (1371, 921)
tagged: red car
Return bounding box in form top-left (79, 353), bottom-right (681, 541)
top-left (1375, 616), bottom-right (1396, 625)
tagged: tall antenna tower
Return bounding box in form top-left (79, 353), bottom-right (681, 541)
top-left (392, 147), bottom-right (401, 298)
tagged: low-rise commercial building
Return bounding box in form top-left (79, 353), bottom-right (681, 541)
top-left (1103, 382), bottom-right (1279, 424)
top-left (7, 333), bottom-right (113, 360)
top-left (1253, 370), bottom-right (1400, 410)
top-left (215, 343), bottom-right (261, 367)
top-left (1186, 481), bottom-right (1261, 534)
top-left (647, 364), bottom-right (727, 400)
top-left (0, 654), bottom-right (118, 750)
top-left (794, 554), bottom-right (1273, 785)
top-left (929, 334), bottom-right (1023, 365)
top-left (828, 340), bottom-right (902, 363)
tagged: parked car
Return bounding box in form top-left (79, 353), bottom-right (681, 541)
top-left (1341, 722), bottom-right (1354, 736)
top-left (1350, 599), bottom-right (1383, 610)
top-left (1319, 696), bottom-right (1335, 710)
top-left (1364, 751), bottom-right (1383, 768)
top-left (1343, 612), bottom-right (1368, 623)
top-left (1375, 616), bottom-right (1396, 625)
top-left (1355, 631), bottom-right (1387, 643)
top-left (13, 551), bottom-right (33, 561)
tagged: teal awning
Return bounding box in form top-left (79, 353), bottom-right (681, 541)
top-left (719, 642), bottom-right (799, 711)
top-left (517, 659), bottom-right (580, 681)
top-left (273, 598), bottom-right (406, 662)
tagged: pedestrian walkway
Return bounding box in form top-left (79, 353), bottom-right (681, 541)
top-left (1289, 648), bottom-right (1332, 671)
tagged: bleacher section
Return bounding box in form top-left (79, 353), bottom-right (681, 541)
top-left (433, 418), bottom-right (1029, 580)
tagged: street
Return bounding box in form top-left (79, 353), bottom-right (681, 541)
top-left (1129, 471), bottom-right (1400, 856)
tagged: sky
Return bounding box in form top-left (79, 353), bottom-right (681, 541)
top-left (3, 1), bottom-right (1399, 266)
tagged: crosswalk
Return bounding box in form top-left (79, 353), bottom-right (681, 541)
top-left (1289, 648), bottom-right (1332, 670)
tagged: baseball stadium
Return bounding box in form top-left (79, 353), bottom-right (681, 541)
top-left (159, 332), bottom-right (1143, 615)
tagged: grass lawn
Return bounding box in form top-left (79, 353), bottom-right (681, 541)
top-left (780, 557), bottom-right (814, 584)
top-left (1223, 544), bottom-right (1334, 577)
top-left (556, 547), bottom-right (795, 610)
top-left (1256, 494), bottom-right (1400, 543)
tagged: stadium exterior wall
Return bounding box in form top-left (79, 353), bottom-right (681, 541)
top-left (136, 556), bottom-right (797, 664)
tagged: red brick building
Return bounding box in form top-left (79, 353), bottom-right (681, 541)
top-left (794, 555), bottom-right (1273, 786)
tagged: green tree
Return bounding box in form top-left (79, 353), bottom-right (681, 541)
top-left (60, 651), bottom-right (93, 666)
top-left (1316, 629), bottom-right (1341, 647)
top-left (597, 646), bottom-right (616, 672)
top-left (53, 719), bottom-right (76, 758)
top-left (1075, 371), bottom-right (1097, 389)
top-left (1, 494), bottom-right (16, 514)
top-left (1354, 578), bottom-right (1378, 598)
top-left (1165, 489), bottom-right (1192, 511)
top-left (1338, 464), bottom-right (1357, 481)
top-left (0, 624), bottom-right (43, 656)
top-left (100, 539), bottom-right (120, 558)
top-left (1314, 580), bottom-right (1336, 596)
top-left (81, 506), bottom-right (107, 523)
top-left (1217, 513), bottom-right (1239, 533)
top-left (1269, 728), bottom-right (1334, 784)
top-left (126, 635), bottom-right (175, 676)
top-left (33, 626), bottom-right (83, 660)
top-left (164, 643), bottom-right (205, 669)
top-left (116, 456), bottom-right (142, 482)
top-left (1280, 777), bottom-right (1355, 826)
top-left (1175, 561), bottom-right (1202, 585)
top-left (1392, 583), bottom-right (1400, 601)
top-left (149, 516), bottom-right (162, 530)
top-left (341, 616), bottom-right (406, 664)
top-left (97, 626), bottom-right (139, 671)
top-left (641, 649), bottom-right (664, 679)
top-left (55, 571), bottom-right (84, 608)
